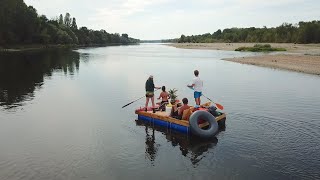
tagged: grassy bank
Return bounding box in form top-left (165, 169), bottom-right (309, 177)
top-left (235, 44), bottom-right (286, 52)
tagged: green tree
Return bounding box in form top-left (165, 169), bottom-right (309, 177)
top-left (64, 13), bottom-right (71, 27)
top-left (179, 34), bottom-right (186, 43)
top-left (59, 14), bottom-right (63, 25)
top-left (71, 17), bottom-right (77, 30)
top-left (0, 0), bottom-right (139, 46)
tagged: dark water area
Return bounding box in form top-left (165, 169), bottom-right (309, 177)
top-left (0, 49), bottom-right (79, 109)
top-left (0, 44), bottom-right (319, 180)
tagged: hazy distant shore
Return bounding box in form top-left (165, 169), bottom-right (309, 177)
top-left (167, 43), bottom-right (320, 75)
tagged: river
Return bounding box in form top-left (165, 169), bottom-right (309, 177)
top-left (0, 44), bottom-right (319, 179)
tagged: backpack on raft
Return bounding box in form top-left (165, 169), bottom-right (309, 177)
top-left (208, 106), bottom-right (219, 117)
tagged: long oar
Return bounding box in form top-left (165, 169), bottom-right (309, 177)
top-left (122, 89), bottom-right (159, 108)
top-left (201, 94), bottom-right (224, 110)
top-left (122, 96), bottom-right (145, 108)
top-left (188, 87), bottom-right (224, 110)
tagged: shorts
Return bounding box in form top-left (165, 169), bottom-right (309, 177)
top-left (194, 91), bottom-right (202, 99)
top-left (161, 100), bottom-right (169, 104)
top-left (146, 91), bottom-right (154, 98)
top-left (160, 100), bottom-right (168, 111)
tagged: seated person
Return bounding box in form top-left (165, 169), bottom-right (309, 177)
top-left (157, 86), bottom-right (170, 111)
top-left (170, 101), bottom-right (181, 119)
top-left (177, 98), bottom-right (190, 120)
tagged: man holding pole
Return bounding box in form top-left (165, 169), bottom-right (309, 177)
top-left (187, 70), bottom-right (203, 108)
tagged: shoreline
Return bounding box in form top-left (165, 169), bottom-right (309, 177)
top-left (167, 43), bottom-right (320, 75)
top-left (0, 43), bottom-right (139, 52)
top-left (223, 54), bottom-right (320, 75)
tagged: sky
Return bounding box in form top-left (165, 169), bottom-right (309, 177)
top-left (24, 0), bottom-right (320, 40)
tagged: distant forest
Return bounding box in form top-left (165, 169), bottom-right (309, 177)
top-left (0, 0), bottom-right (139, 47)
top-left (164, 21), bottom-right (320, 44)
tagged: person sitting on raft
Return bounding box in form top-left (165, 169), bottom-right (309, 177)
top-left (170, 98), bottom-right (190, 120)
top-left (177, 98), bottom-right (190, 119)
top-left (157, 86), bottom-right (170, 111)
top-left (145, 75), bottom-right (161, 111)
top-left (170, 101), bottom-right (180, 119)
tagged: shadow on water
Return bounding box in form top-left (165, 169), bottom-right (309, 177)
top-left (0, 49), bottom-right (80, 110)
top-left (135, 119), bottom-right (219, 167)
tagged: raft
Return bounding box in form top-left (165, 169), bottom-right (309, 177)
top-left (135, 102), bottom-right (226, 137)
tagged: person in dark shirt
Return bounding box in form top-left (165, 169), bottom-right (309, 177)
top-left (145, 75), bottom-right (160, 111)
top-left (170, 101), bottom-right (180, 119)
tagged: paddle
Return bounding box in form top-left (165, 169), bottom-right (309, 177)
top-left (201, 94), bottom-right (224, 110)
top-left (122, 96), bottom-right (145, 108)
top-left (188, 87), bottom-right (224, 110)
top-left (122, 89), bottom-right (160, 108)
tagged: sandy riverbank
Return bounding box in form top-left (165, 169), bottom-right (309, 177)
top-left (224, 54), bottom-right (320, 75)
top-left (167, 43), bottom-right (320, 75)
top-left (167, 43), bottom-right (320, 54)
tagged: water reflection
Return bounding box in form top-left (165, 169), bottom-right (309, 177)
top-left (0, 49), bottom-right (80, 109)
top-left (135, 119), bottom-right (218, 166)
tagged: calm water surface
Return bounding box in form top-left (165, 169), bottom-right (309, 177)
top-left (0, 44), bottom-right (319, 180)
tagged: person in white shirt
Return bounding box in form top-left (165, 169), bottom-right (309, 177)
top-left (187, 70), bottom-right (203, 107)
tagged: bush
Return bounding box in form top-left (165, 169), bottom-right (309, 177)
top-left (254, 44), bottom-right (271, 48)
top-left (235, 44), bottom-right (286, 52)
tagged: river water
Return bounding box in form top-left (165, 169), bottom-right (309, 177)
top-left (0, 44), bottom-right (319, 180)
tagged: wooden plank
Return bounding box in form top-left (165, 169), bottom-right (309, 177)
top-left (199, 114), bottom-right (226, 128)
top-left (216, 113), bottom-right (226, 121)
top-left (136, 111), bottom-right (190, 126)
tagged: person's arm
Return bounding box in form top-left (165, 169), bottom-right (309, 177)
top-left (187, 79), bottom-right (195, 88)
top-left (187, 84), bottom-right (194, 88)
top-left (178, 107), bottom-right (183, 115)
top-left (153, 82), bottom-right (161, 90)
top-left (157, 92), bottom-right (162, 100)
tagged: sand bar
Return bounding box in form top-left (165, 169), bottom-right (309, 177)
top-left (167, 43), bottom-right (320, 75)
top-left (224, 54), bottom-right (320, 75)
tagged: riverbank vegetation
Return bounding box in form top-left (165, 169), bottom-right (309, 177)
top-left (235, 44), bottom-right (286, 52)
top-left (167, 21), bottom-right (320, 44)
top-left (0, 0), bottom-right (139, 49)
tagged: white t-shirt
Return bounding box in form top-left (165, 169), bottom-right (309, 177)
top-left (192, 76), bottom-right (203, 92)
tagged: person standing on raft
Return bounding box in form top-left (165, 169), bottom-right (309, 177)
top-left (145, 75), bottom-right (161, 110)
top-left (187, 70), bottom-right (203, 108)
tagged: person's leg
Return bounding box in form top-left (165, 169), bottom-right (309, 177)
top-left (151, 96), bottom-right (155, 108)
top-left (194, 91), bottom-right (197, 105)
top-left (145, 97), bottom-right (150, 109)
top-left (194, 91), bottom-right (201, 106)
top-left (197, 97), bottom-right (201, 105)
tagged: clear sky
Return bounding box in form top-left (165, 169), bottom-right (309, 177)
top-left (24, 0), bottom-right (320, 40)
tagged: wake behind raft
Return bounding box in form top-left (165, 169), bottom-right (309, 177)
top-left (135, 102), bottom-right (226, 138)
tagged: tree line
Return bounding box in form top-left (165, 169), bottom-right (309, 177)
top-left (167, 21), bottom-right (320, 44)
top-left (0, 0), bottom-right (139, 47)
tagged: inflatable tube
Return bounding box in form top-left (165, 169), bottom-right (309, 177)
top-left (189, 110), bottom-right (218, 138)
